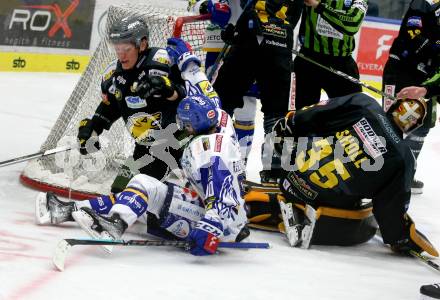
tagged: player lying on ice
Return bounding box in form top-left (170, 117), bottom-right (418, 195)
top-left (36, 93), bottom-right (249, 256)
top-left (35, 38), bottom-right (249, 256)
top-left (246, 92), bottom-right (439, 257)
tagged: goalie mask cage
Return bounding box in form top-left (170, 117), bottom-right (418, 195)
top-left (20, 5), bottom-right (209, 200)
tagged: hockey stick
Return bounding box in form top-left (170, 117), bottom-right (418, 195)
top-left (0, 145), bottom-right (73, 168)
top-left (53, 238), bottom-right (271, 271)
top-left (206, 0), bottom-right (255, 81)
top-left (292, 49), bottom-right (398, 101)
top-left (410, 250), bottom-right (440, 274)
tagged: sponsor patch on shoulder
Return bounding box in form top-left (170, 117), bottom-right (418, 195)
top-left (102, 60), bottom-right (117, 82)
top-left (353, 117), bottom-right (387, 158)
top-left (407, 16), bottom-right (423, 28)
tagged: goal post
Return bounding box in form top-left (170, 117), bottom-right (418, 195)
top-left (20, 4), bottom-right (209, 199)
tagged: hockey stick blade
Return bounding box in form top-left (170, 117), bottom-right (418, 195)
top-left (53, 238), bottom-right (270, 271)
top-left (410, 250), bottom-right (440, 273)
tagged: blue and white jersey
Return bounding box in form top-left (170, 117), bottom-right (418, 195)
top-left (180, 109), bottom-right (247, 240)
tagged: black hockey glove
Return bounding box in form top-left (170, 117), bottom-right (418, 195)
top-left (137, 76), bottom-right (176, 99)
top-left (221, 23), bottom-right (238, 45)
top-left (272, 111), bottom-right (295, 156)
top-left (77, 118), bottom-right (101, 155)
top-left (390, 214), bottom-right (438, 257)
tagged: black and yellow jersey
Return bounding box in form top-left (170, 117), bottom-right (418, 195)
top-left (279, 93), bottom-right (414, 209)
top-left (389, 0), bottom-right (440, 77)
top-left (90, 47), bottom-right (185, 143)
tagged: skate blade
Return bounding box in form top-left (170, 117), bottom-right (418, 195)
top-left (35, 192), bottom-right (51, 225)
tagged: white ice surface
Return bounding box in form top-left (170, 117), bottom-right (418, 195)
top-left (0, 8), bottom-right (439, 299)
top-left (0, 71), bottom-right (439, 300)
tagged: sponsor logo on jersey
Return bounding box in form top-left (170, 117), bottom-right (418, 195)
top-left (265, 39), bottom-right (287, 48)
top-left (127, 112), bottom-right (162, 141)
top-left (152, 49), bottom-right (171, 65)
top-left (287, 172), bottom-right (318, 200)
top-left (202, 137), bottom-right (210, 151)
top-left (407, 16), bottom-right (423, 28)
top-left (198, 80), bottom-right (218, 99)
top-left (149, 69), bottom-right (168, 77)
top-left (377, 114), bottom-right (401, 144)
top-left (262, 23), bottom-right (287, 38)
top-left (169, 198), bottom-right (205, 222)
top-left (344, 0), bottom-right (353, 7)
top-left (220, 111), bottom-right (228, 127)
top-left (125, 96), bottom-right (147, 109)
top-left (116, 75), bottom-right (126, 85)
top-left (207, 109), bottom-right (216, 119)
top-left (316, 15), bottom-right (343, 40)
top-left (165, 219), bottom-right (191, 238)
top-left (215, 135), bottom-right (223, 152)
top-left (353, 118), bottom-right (387, 158)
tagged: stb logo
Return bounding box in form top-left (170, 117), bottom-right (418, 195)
top-left (66, 59), bottom-right (80, 70)
top-left (8, 0), bottom-right (80, 38)
top-left (13, 57), bottom-right (26, 68)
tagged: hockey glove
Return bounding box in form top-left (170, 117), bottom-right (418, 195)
top-left (207, 0), bottom-right (231, 28)
top-left (220, 23), bottom-right (238, 45)
top-left (137, 76), bottom-right (176, 99)
top-left (272, 111), bottom-right (295, 156)
top-left (166, 38), bottom-right (201, 71)
top-left (77, 118), bottom-right (100, 155)
top-left (391, 214), bottom-right (439, 257)
top-left (188, 217), bottom-right (223, 256)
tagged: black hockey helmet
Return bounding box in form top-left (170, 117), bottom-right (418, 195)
top-left (109, 16), bottom-right (149, 48)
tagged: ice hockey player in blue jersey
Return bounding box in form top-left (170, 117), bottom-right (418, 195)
top-left (36, 93), bottom-right (248, 256)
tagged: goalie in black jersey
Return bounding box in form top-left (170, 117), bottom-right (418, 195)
top-left (246, 92), bottom-right (438, 257)
top-left (77, 16), bottom-right (187, 193)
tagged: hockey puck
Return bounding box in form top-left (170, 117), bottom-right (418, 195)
top-left (420, 283), bottom-right (440, 299)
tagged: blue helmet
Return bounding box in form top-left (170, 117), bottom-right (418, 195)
top-left (177, 94), bottom-right (218, 134)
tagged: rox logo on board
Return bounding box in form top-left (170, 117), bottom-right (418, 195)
top-left (8, 0), bottom-right (79, 38)
top-left (2, 0), bottom-right (95, 49)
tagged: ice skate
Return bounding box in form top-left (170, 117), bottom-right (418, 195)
top-left (35, 192), bottom-right (76, 225)
top-left (72, 207), bottom-right (127, 253)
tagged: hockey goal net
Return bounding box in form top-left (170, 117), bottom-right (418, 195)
top-left (20, 4), bottom-right (209, 199)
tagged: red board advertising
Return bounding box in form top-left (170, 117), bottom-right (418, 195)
top-left (356, 26), bottom-right (399, 77)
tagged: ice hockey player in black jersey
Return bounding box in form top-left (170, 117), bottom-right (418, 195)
top-left (246, 92), bottom-right (439, 257)
top-left (382, 0), bottom-right (440, 194)
top-left (77, 16), bottom-right (186, 192)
